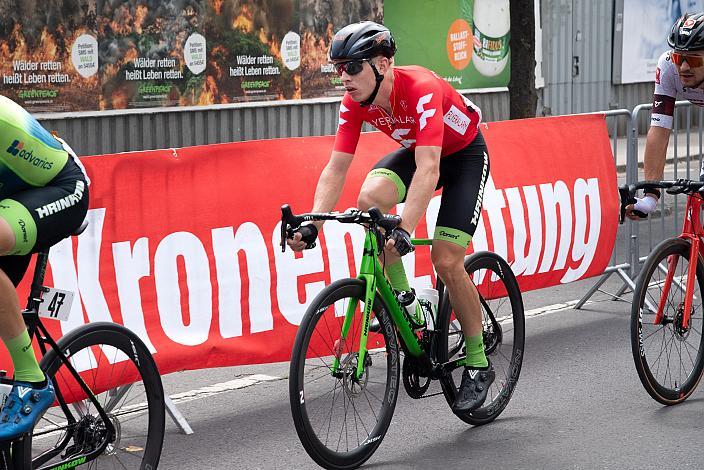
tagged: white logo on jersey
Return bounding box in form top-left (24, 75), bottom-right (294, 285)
top-left (390, 128), bottom-right (416, 148)
top-left (416, 93), bottom-right (436, 130)
top-left (443, 105), bottom-right (470, 135)
top-left (338, 103), bottom-right (349, 128)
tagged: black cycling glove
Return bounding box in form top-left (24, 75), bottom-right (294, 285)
top-left (389, 227), bottom-right (414, 256)
top-left (295, 224), bottom-right (319, 249)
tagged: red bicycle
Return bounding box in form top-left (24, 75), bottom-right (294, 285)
top-left (620, 179), bottom-right (704, 404)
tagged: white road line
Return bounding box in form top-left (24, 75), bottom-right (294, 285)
top-left (34, 374), bottom-right (284, 439)
top-left (525, 299), bottom-right (581, 318)
top-left (169, 374), bottom-right (283, 405)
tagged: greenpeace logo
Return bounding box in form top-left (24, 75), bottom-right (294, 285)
top-left (6, 140), bottom-right (54, 170)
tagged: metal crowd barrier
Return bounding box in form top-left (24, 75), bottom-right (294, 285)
top-left (577, 101), bottom-right (704, 308)
top-left (574, 109), bottom-right (634, 308)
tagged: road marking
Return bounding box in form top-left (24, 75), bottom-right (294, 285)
top-left (169, 374), bottom-right (283, 405)
top-left (525, 300), bottom-right (581, 318)
top-left (33, 374), bottom-right (284, 440)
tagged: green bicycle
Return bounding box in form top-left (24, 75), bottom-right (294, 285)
top-left (283, 205), bottom-right (525, 469)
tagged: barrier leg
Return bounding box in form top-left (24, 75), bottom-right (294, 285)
top-left (575, 270), bottom-right (614, 309)
top-left (104, 385), bottom-right (193, 435)
top-left (165, 395), bottom-right (193, 435)
top-left (612, 274), bottom-right (635, 299)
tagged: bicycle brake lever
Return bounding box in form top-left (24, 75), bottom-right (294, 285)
top-left (281, 204), bottom-right (295, 252)
top-left (618, 185), bottom-right (637, 224)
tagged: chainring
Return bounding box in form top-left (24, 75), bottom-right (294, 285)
top-left (402, 355), bottom-right (431, 399)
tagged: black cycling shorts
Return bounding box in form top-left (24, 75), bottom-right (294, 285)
top-left (367, 130), bottom-right (489, 247)
top-left (0, 158), bottom-right (89, 285)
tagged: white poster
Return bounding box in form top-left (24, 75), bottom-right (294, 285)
top-left (618, 0), bottom-right (704, 84)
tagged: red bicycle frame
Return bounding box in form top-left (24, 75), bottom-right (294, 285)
top-left (654, 192), bottom-right (704, 328)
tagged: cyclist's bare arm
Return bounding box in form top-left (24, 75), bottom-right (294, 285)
top-left (625, 126), bottom-right (670, 220)
top-left (643, 126), bottom-right (670, 181)
top-left (312, 151), bottom-right (355, 216)
top-left (287, 150), bottom-right (353, 251)
top-left (397, 145), bottom-right (441, 233)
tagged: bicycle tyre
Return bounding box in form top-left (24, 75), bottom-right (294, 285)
top-left (436, 251), bottom-right (525, 426)
top-left (631, 237), bottom-right (704, 405)
top-left (34, 322), bottom-right (165, 469)
top-left (289, 278), bottom-right (400, 470)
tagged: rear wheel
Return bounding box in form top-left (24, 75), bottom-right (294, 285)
top-left (437, 251), bottom-right (525, 425)
top-left (289, 279), bottom-right (400, 470)
top-left (33, 322), bottom-right (165, 469)
top-left (631, 237), bottom-right (704, 405)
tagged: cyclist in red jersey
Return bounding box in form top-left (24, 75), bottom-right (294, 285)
top-left (286, 21), bottom-right (492, 412)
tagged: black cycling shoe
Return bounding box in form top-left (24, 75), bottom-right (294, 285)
top-left (452, 361), bottom-right (495, 412)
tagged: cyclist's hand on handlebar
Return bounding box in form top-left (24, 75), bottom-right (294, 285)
top-left (286, 224), bottom-right (318, 252)
top-left (385, 227), bottom-right (414, 257)
top-left (625, 194), bottom-right (658, 221)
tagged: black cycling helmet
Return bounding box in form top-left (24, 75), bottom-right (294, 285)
top-left (329, 22), bottom-right (396, 107)
top-left (668, 12), bottom-right (704, 51)
top-left (329, 21), bottom-right (396, 62)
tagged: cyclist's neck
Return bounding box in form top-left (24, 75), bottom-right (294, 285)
top-left (371, 69), bottom-right (395, 111)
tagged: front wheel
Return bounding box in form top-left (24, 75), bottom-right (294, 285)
top-left (289, 278), bottom-right (400, 470)
top-left (436, 251), bottom-right (525, 425)
top-left (34, 322), bottom-right (165, 470)
top-left (631, 237), bottom-right (704, 405)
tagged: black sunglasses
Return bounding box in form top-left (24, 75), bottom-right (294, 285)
top-left (333, 59), bottom-right (370, 76)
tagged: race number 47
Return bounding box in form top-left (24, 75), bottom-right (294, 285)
top-left (38, 287), bottom-right (74, 321)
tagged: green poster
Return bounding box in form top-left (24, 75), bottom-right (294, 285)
top-left (384, 0), bottom-right (510, 89)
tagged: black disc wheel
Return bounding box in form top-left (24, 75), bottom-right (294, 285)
top-left (631, 237), bottom-right (704, 405)
top-left (437, 252), bottom-right (525, 426)
top-left (33, 322), bottom-right (165, 469)
top-left (289, 279), bottom-right (400, 470)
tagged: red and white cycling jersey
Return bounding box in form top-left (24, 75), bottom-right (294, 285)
top-left (333, 65), bottom-right (482, 157)
top-left (651, 51), bottom-right (704, 129)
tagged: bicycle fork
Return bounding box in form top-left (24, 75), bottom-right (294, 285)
top-left (655, 235), bottom-right (699, 329)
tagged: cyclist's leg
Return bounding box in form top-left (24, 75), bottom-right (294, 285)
top-left (0, 161), bottom-right (88, 439)
top-left (430, 132), bottom-right (492, 411)
top-left (0, 207), bottom-right (45, 383)
top-left (358, 147), bottom-right (416, 291)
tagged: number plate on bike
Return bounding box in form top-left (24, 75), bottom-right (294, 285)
top-left (37, 286), bottom-right (74, 321)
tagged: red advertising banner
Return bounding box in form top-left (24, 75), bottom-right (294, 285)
top-left (5, 114), bottom-right (617, 382)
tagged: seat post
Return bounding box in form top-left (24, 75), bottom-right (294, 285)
top-left (27, 248), bottom-right (50, 312)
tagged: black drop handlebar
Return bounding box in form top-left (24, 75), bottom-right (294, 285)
top-left (280, 204), bottom-right (402, 252)
top-left (618, 179), bottom-right (704, 224)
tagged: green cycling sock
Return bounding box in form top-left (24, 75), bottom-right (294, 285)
top-left (5, 330), bottom-right (45, 383)
top-left (464, 333), bottom-right (488, 368)
top-left (386, 260), bottom-right (411, 292)
top-left (386, 261), bottom-right (424, 323)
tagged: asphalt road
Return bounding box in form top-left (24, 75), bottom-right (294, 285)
top-left (152, 163), bottom-right (704, 469)
top-left (155, 274), bottom-right (704, 470)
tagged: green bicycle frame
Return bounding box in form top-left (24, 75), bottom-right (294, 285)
top-left (331, 230), bottom-right (432, 379)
